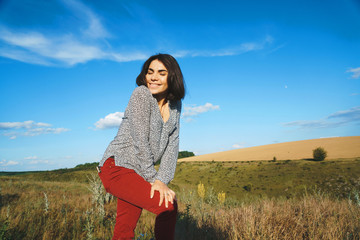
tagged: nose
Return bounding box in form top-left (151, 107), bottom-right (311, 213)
top-left (150, 73), bottom-right (159, 81)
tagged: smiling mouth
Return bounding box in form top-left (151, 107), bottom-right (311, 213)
top-left (149, 83), bottom-right (161, 87)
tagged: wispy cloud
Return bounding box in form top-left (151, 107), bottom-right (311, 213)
top-left (62, 0), bottom-right (110, 39)
top-left (95, 112), bottom-right (124, 129)
top-left (328, 106), bottom-right (360, 121)
top-left (182, 103), bottom-right (220, 122)
top-left (24, 156), bottom-right (38, 160)
top-left (0, 27), bottom-right (112, 66)
top-left (283, 106), bottom-right (360, 129)
top-left (29, 159), bottom-right (50, 165)
top-left (282, 120), bottom-right (340, 129)
top-left (0, 121), bottom-right (51, 129)
top-left (173, 36), bottom-right (273, 58)
top-left (0, 160), bottom-right (19, 166)
top-left (232, 143), bottom-right (246, 149)
top-left (0, 0), bottom-right (274, 66)
top-left (346, 67), bottom-right (360, 79)
top-left (0, 0), bottom-right (148, 66)
top-left (0, 121), bottom-right (69, 139)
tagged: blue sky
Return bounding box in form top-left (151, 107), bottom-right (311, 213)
top-left (0, 0), bottom-right (359, 171)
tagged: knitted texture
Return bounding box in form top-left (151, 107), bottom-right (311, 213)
top-left (99, 85), bottom-right (181, 184)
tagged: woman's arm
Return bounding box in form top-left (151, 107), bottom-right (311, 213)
top-left (127, 86), bottom-right (157, 182)
top-left (155, 101), bottom-right (182, 185)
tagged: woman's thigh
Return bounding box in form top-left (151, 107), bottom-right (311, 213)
top-left (100, 158), bottom-right (176, 215)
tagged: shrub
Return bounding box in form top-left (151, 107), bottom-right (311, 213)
top-left (313, 147), bottom-right (327, 161)
top-left (178, 151), bottom-right (195, 159)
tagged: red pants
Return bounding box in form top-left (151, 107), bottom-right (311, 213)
top-left (98, 157), bottom-right (177, 240)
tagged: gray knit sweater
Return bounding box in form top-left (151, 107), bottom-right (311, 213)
top-left (99, 85), bottom-right (182, 185)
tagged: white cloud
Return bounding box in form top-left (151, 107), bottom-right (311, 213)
top-left (282, 120), bottom-right (340, 129)
top-left (0, 0), bottom-right (148, 67)
top-left (29, 160), bottom-right (49, 165)
top-left (0, 28), bottom-right (108, 66)
top-left (0, 0), bottom-right (274, 68)
top-left (24, 127), bottom-right (70, 136)
top-left (173, 36), bottom-right (273, 58)
top-left (283, 106), bottom-right (360, 129)
top-left (24, 156), bottom-right (38, 160)
top-left (346, 67), bottom-right (360, 79)
top-left (0, 120), bottom-right (69, 139)
top-left (0, 120), bottom-right (51, 129)
top-left (0, 160), bottom-right (19, 166)
top-left (328, 106), bottom-right (360, 121)
top-left (62, 0), bottom-right (110, 39)
top-left (182, 103), bottom-right (220, 122)
top-left (182, 103), bottom-right (220, 117)
top-left (232, 143), bottom-right (246, 149)
top-left (95, 112), bottom-right (124, 129)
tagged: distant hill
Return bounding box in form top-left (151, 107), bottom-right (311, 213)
top-left (179, 136), bottom-right (360, 162)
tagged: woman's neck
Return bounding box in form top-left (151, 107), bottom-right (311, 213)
top-left (154, 92), bottom-right (168, 106)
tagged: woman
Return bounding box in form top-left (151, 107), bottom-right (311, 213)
top-left (98, 53), bottom-right (185, 240)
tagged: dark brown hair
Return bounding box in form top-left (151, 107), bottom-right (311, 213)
top-left (136, 53), bottom-right (185, 101)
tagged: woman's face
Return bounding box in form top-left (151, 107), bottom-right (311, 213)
top-left (146, 59), bottom-right (169, 97)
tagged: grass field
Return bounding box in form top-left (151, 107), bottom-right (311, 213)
top-left (1, 158), bottom-right (359, 239)
top-left (172, 158), bottom-right (360, 201)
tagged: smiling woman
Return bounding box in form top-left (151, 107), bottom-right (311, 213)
top-left (97, 53), bottom-right (185, 240)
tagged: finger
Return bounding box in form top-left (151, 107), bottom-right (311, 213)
top-left (169, 191), bottom-right (175, 203)
top-left (159, 192), bottom-right (164, 206)
top-left (165, 196), bottom-right (168, 208)
top-left (170, 194), bottom-right (174, 204)
top-left (150, 187), bottom-right (154, 199)
top-left (167, 194), bottom-right (173, 205)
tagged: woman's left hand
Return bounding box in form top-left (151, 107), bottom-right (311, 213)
top-left (150, 180), bottom-right (176, 208)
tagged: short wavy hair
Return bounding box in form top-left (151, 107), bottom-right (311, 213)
top-left (136, 53), bottom-right (185, 101)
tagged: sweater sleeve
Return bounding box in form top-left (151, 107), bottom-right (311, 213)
top-left (127, 86), bottom-right (157, 182)
top-left (155, 101), bottom-right (181, 185)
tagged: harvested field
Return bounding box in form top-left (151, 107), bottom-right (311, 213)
top-left (179, 136), bottom-right (360, 162)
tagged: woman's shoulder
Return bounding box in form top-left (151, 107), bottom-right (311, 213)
top-left (132, 85), bottom-right (152, 97)
top-left (128, 85), bottom-right (154, 103)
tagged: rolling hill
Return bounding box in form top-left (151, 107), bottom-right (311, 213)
top-left (179, 136), bottom-right (360, 162)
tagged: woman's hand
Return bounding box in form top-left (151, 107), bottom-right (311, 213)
top-left (150, 180), bottom-right (176, 208)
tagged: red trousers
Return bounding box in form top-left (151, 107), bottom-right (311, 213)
top-left (98, 157), bottom-right (177, 240)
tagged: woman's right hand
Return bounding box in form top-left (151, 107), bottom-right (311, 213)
top-left (150, 180), bottom-right (176, 208)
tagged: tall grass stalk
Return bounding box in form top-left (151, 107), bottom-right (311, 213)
top-left (43, 192), bottom-right (49, 214)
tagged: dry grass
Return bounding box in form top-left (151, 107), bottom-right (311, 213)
top-left (179, 136), bottom-right (360, 162)
top-left (176, 192), bottom-right (360, 239)
top-left (174, 186), bottom-right (360, 240)
top-left (1, 176), bottom-right (359, 240)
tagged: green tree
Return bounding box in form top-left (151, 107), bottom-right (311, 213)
top-left (313, 147), bottom-right (327, 161)
top-left (178, 151), bottom-right (195, 159)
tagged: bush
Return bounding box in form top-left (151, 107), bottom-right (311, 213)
top-left (313, 147), bottom-right (327, 161)
top-left (178, 151), bottom-right (195, 159)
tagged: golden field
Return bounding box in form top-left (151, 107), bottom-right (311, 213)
top-left (179, 136), bottom-right (360, 162)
